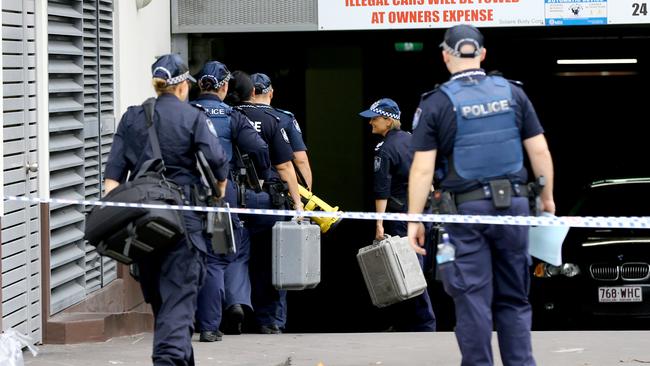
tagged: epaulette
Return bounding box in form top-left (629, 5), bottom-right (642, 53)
top-left (507, 79), bottom-right (524, 87)
top-left (189, 103), bottom-right (209, 118)
top-left (488, 70), bottom-right (524, 87)
top-left (420, 84), bottom-right (440, 100)
top-left (487, 70), bottom-right (503, 77)
top-left (232, 105), bottom-right (244, 115)
top-left (262, 109), bottom-right (281, 122)
top-left (190, 103), bottom-right (204, 111)
top-left (273, 107), bottom-right (294, 118)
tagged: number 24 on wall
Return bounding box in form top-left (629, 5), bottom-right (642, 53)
top-left (632, 2), bottom-right (648, 16)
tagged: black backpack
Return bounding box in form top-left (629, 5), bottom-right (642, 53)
top-left (84, 98), bottom-right (186, 264)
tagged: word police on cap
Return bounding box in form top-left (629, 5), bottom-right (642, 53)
top-left (461, 99), bottom-right (510, 119)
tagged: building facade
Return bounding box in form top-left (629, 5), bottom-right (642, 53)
top-left (1, 0), bottom-right (171, 344)
top-left (4, 0), bottom-right (648, 344)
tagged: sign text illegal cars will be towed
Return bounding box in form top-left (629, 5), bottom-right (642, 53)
top-left (318, 0), bottom-right (650, 30)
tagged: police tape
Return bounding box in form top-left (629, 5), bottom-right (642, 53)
top-left (3, 195), bottom-right (650, 229)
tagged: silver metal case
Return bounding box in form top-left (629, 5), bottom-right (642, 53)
top-left (272, 220), bottom-right (321, 290)
top-left (357, 235), bottom-right (427, 308)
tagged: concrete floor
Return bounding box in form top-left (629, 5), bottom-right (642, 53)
top-left (20, 331), bottom-right (650, 366)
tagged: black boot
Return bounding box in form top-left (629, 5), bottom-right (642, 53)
top-left (258, 324), bottom-right (282, 334)
top-left (199, 330), bottom-right (223, 342)
top-left (221, 304), bottom-right (245, 335)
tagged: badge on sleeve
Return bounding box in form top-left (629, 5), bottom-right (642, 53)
top-left (206, 119), bottom-right (218, 138)
top-left (374, 141), bottom-right (384, 152)
top-left (374, 156), bottom-right (382, 172)
top-left (412, 108), bottom-right (422, 131)
top-left (280, 128), bottom-right (290, 143)
top-left (292, 119), bottom-right (302, 134)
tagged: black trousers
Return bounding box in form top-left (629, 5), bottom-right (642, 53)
top-left (138, 233), bottom-right (206, 366)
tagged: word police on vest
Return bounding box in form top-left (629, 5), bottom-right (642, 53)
top-left (207, 107), bottom-right (227, 116)
top-left (251, 120), bottom-right (262, 132)
top-left (461, 99), bottom-right (510, 119)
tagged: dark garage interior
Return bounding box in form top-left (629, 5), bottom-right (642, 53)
top-left (184, 25), bottom-right (650, 332)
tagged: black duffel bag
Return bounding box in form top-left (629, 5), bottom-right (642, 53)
top-left (84, 170), bottom-right (185, 264)
top-left (84, 98), bottom-right (185, 264)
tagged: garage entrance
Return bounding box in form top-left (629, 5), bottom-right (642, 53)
top-left (183, 25), bottom-right (650, 332)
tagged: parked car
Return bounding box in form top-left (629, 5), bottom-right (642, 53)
top-left (530, 178), bottom-right (650, 329)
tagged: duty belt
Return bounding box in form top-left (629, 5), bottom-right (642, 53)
top-left (455, 182), bottom-right (529, 206)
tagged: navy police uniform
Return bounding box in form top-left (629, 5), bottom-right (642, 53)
top-left (250, 73), bottom-right (308, 154)
top-left (411, 25), bottom-right (543, 366)
top-left (234, 101), bottom-right (294, 332)
top-left (250, 73), bottom-right (308, 326)
top-left (235, 103), bottom-right (294, 176)
top-left (105, 54), bottom-right (229, 365)
top-left (361, 98), bottom-right (436, 332)
top-left (191, 61), bottom-right (273, 338)
top-left (271, 108), bottom-right (307, 154)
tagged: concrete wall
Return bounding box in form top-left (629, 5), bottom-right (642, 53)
top-left (115, 0), bottom-right (171, 116)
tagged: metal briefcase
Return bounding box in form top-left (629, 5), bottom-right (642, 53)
top-left (272, 220), bottom-right (321, 290)
top-left (357, 235), bottom-right (427, 308)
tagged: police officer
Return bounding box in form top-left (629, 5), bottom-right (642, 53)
top-left (251, 73), bottom-right (313, 190)
top-left (104, 54), bottom-right (229, 365)
top-left (191, 61), bottom-right (272, 341)
top-left (407, 25), bottom-right (555, 366)
top-left (250, 73), bottom-right (311, 328)
top-left (226, 71), bottom-right (303, 334)
top-left (359, 98), bottom-right (437, 332)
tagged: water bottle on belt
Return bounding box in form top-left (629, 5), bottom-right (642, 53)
top-left (436, 232), bottom-right (455, 264)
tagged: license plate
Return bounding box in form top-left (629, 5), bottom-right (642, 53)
top-left (598, 286), bottom-right (643, 303)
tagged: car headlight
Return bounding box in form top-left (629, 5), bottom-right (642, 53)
top-left (561, 263), bottom-right (581, 277)
top-left (533, 263), bottom-right (581, 278)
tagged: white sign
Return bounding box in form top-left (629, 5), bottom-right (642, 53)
top-left (318, 0), bottom-right (545, 30)
top-left (545, 0), bottom-right (607, 26)
top-left (608, 0), bottom-right (650, 24)
top-left (318, 0), bottom-right (650, 30)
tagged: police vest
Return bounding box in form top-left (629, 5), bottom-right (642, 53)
top-left (440, 75), bottom-right (523, 181)
top-left (192, 98), bottom-right (234, 162)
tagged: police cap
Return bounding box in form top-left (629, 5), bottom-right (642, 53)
top-left (251, 73), bottom-right (273, 94)
top-left (440, 24), bottom-right (484, 58)
top-left (197, 61), bottom-right (232, 90)
top-left (151, 53), bottom-right (196, 85)
top-left (359, 98), bottom-right (401, 120)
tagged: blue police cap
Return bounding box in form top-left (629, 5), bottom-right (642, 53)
top-left (151, 53), bottom-right (196, 85)
top-left (359, 98), bottom-right (401, 120)
top-left (440, 24), bottom-right (484, 58)
top-left (251, 73), bottom-right (273, 94)
top-left (197, 61), bottom-right (232, 90)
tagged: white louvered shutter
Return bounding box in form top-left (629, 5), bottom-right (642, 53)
top-left (47, 0), bottom-right (87, 314)
top-left (82, 0), bottom-right (101, 294)
top-left (47, 0), bottom-right (116, 313)
top-left (97, 0), bottom-right (116, 287)
top-left (81, 0), bottom-right (116, 294)
top-left (2, 0), bottom-right (43, 342)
